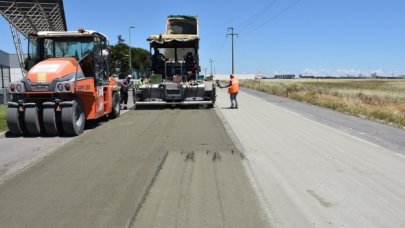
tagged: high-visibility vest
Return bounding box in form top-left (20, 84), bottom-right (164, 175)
top-left (228, 77), bottom-right (239, 93)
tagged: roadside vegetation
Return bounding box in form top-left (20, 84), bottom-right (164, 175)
top-left (0, 105), bottom-right (7, 132)
top-left (240, 79), bottom-right (405, 128)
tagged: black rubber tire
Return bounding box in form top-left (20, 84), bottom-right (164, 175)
top-left (211, 84), bottom-right (217, 104)
top-left (61, 99), bottom-right (85, 136)
top-left (109, 92), bottom-right (121, 119)
top-left (24, 106), bottom-right (41, 136)
top-left (132, 90), bottom-right (139, 110)
top-left (6, 107), bottom-right (24, 136)
top-left (133, 100), bottom-right (137, 110)
top-left (43, 107), bottom-right (58, 136)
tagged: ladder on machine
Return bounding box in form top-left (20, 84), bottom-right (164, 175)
top-left (9, 23), bottom-right (26, 78)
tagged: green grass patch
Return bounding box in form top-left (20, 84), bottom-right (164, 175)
top-left (0, 105), bottom-right (8, 132)
top-left (240, 79), bottom-right (405, 128)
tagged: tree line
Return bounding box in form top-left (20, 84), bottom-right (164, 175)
top-left (110, 41), bottom-right (150, 78)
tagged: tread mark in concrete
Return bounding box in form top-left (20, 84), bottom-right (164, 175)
top-left (185, 151), bottom-right (195, 162)
top-left (213, 152), bottom-right (222, 161)
top-left (127, 151), bottom-right (169, 228)
top-left (239, 152), bottom-right (245, 160)
top-left (306, 189), bottom-right (334, 208)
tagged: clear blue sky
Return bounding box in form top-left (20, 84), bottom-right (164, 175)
top-left (1, 0), bottom-right (404, 76)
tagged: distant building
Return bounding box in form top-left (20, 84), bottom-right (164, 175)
top-left (0, 49), bottom-right (23, 88)
top-left (214, 74), bottom-right (255, 79)
top-left (275, 74), bottom-right (295, 79)
top-left (299, 75), bottom-right (315, 79)
top-left (0, 50), bottom-right (11, 89)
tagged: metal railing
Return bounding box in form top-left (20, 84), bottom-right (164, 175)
top-left (0, 88), bottom-right (11, 105)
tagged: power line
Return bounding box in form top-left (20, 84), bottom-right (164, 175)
top-left (243, 0), bottom-right (302, 37)
top-left (214, 36), bottom-right (227, 60)
top-left (237, 0), bottom-right (278, 33)
top-left (212, 3), bottom-right (275, 71)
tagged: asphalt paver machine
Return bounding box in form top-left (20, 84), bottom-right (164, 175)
top-left (133, 15), bottom-right (216, 109)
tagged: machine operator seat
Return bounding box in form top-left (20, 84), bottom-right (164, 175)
top-left (185, 52), bottom-right (194, 64)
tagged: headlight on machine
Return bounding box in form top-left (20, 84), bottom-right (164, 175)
top-left (55, 82), bottom-right (73, 93)
top-left (64, 83), bottom-right (71, 91)
top-left (9, 83), bottom-right (25, 93)
top-left (16, 84), bottom-right (22, 93)
top-left (57, 83), bottom-right (63, 92)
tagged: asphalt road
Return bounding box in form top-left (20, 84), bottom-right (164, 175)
top-left (216, 88), bottom-right (405, 227)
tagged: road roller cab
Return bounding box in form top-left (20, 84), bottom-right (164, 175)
top-left (7, 29), bottom-right (121, 136)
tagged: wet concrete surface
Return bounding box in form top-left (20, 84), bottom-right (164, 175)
top-left (0, 107), bottom-right (268, 227)
top-left (0, 92), bottom-right (134, 183)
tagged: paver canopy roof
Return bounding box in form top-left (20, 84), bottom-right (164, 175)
top-left (0, 0), bottom-right (67, 37)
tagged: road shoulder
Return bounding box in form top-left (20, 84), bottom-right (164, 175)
top-left (241, 87), bottom-right (405, 154)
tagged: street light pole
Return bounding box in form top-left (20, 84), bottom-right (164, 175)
top-left (128, 26), bottom-right (135, 76)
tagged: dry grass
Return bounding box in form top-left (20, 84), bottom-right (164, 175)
top-left (240, 79), bottom-right (405, 128)
top-left (0, 105), bottom-right (7, 132)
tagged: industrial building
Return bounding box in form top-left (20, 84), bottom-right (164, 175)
top-left (0, 49), bottom-right (23, 89)
top-left (0, 49), bottom-right (24, 103)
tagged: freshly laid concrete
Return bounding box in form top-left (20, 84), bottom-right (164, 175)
top-left (2, 86), bottom-right (405, 228)
top-left (0, 94), bottom-right (133, 183)
top-left (215, 88), bottom-right (405, 228)
top-left (0, 107), bottom-right (267, 227)
top-left (132, 150), bottom-right (267, 228)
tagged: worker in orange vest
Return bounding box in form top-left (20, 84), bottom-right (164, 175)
top-left (217, 74), bottom-right (239, 109)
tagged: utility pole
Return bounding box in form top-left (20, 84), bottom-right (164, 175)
top-left (128, 26), bottom-right (135, 76)
top-left (204, 68), bottom-right (207, 76)
top-left (227, 27), bottom-right (238, 74)
top-left (209, 59), bottom-right (214, 76)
